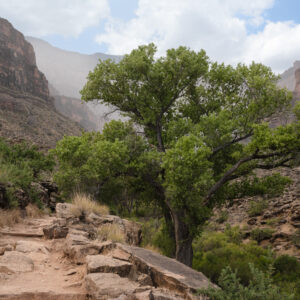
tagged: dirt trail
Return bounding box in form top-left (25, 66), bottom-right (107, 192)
top-left (0, 217), bottom-right (86, 299)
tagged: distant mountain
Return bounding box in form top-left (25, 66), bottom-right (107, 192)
top-left (0, 18), bottom-right (82, 148)
top-left (26, 37), bottom-right (122, 98)
top-left (26, 37), bottom-right (122, 131)
top-left (278, 61), bottom-right (300, 91)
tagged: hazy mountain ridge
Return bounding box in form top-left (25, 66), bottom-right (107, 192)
top-left (27, 36), bottom-right (122, 130)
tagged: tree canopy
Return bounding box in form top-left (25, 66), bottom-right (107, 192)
top-left (54, 44), bottom-right (300, 266)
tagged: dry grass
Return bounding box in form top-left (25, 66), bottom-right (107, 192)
top-left (97, 223), bottom-right (125, 243)
top-left (25, 203), bottom-right (44, 218)
top-left (0, 209), bottom-right (22, 228)
top-left (70, 193), bottom-right (109, 217)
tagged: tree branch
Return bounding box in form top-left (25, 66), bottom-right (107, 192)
top-left (204, 149), bottom-right (291, 204)
top-left (210, 131), bottom-right (253, 158)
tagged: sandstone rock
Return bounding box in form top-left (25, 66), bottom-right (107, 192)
top-left (110, 247), bottom-right (131, 262)
top-left (118, 244), bottom-right (214, 297)
top-left (86, 254), bottom-right (132, 277)
top-left (0, 251), bottom-right (34, 273)
top-left (43, 224), bottom-right (69, 239)
top-left (136, 273), bottom-right (153, 286)
top-left (15, 240), bottom-right (49, 254)
top-left (85, 273), bottom-right (139, 299)
top-left (56, 203), bottom-right (74, 219)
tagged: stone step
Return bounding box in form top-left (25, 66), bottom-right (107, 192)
top-left (0, 292), bottom-right (86, 300)
top-left (0, 231), bottom-right (43, 238)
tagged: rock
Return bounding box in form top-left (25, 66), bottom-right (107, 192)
top-left (0, 18), bottom-right (49, 99)
top-left (43, 224), bottom-right (69, 239)
top-left (64, 236), bottom-right (114, 264)
top-left (0, 251), bottom-right (34, 273)
top-left (56, 203), bottom-right (74, 219)
top-left (110, 247), bottom-right (131, 262)
top-left (86, 254), bottom-right (132, 277)
top-left (118, 244), bottom-right (214, 297)
top-left (137, 273), bottom-right (153, 286)
top-left (0, 247), bottom-right (5, 255)
top-left (15, 240), bottom-right (49, 254)
top-left (122, 219), bottom-right (142, 246)
top-left (85, 273), bottom-right (139, 299)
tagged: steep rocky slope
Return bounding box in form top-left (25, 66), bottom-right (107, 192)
top-left (0, 18), bottom-right (82, 148)
top-left (27, 36), bottom-right (122, 131)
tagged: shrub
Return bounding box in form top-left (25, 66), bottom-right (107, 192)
top-left (193, 230), bottom-right (274, 285)
top-left (70, 193), bottom-right (109, 218)
top-left (247, 199), bottom-right (268, 217)
top-left (291, 229), bottom-right (300, 248)
top-left (198, 264), bottom-right (294, 300)
top-left (0, 138), bottom-right (54, 208)
top-left (97, 223), bottom-right (125, 243)
top-left (250, 228), bottom-right (274, 243)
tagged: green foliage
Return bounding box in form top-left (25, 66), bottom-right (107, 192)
top-left (250, 228), bottom-right (274, 243)
top-left (193, 229), bottom-right (273, 285)
top-left (0, 139), bottom-right (54, 207)
top-left (198, 264), bottom-right (294, 300)
top-left (76, 43), bottom-right (299, 263)
top-left (291, 229), bottom-right (300, 248)
top-left (273, 255), bottom-right (300, 297)
top-left (247, 199), bottom-right (268, 217)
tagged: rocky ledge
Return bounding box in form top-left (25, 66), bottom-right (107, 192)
top-left (0, 203), bottom-right (213, 299)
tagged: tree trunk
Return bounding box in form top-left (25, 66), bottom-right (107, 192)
top-left (173, 211), bottom-right (193, 267)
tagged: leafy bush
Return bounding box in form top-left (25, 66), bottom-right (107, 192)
top-left (273, 255), bottom-right (300, 297)
top-left (247, 199), bottom-right (268, 217)
top-left (198, 264), bottom-right (294, 300)
top-left (291, 229), bottom-right (300, 248)
top-left (250, 228), bottom-right (274, 243)
top-left (193, 229), bottom-right (274, 285)
top-left (0, 138), bottom-right (54, 207)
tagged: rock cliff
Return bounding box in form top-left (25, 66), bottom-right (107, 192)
top-left (0, 18), bottom-right (49, 100)
top-left (0, 18), bottom-right (82, 148)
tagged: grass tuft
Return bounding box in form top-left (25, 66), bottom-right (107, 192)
top-left (97, 223), bottom-right (125, 243)
top-left (0, 209), bottom-right (21, 228)
top-left (25, 203), bottom-right (44, 218)
top-left (70, 193), bottom-right (109, 217)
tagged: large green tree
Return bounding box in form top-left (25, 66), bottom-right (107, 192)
top-left (78, 44), bottom-right (299, 266)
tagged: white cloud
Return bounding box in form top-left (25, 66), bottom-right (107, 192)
top-left (95, 0), bottom-right (300, 73)
top-left (241, 21), bottom-right (300, 73)
top-left (0, 0), bottom-right (109, 37)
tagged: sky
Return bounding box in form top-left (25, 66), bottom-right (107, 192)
top-left (1, 0), bottom-right (300, 73)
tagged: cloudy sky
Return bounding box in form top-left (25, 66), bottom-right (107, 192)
top-left (1, 0), bottom-right (300, 73)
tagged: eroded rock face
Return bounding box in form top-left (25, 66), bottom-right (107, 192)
top-left (0, 18), bottom-right (49, 100)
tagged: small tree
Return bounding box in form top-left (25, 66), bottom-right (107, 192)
top-left (79, 44), bottom-right (299, 266)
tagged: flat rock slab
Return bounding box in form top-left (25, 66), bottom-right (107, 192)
top-left (119, 244), bottom-right (214, 294)
top-left (15, 240), bottom-right (49, 254)
top-left (85, 273), bottom-right (139, 299)
top-left (86, 254), bottom-right (132, 277)
top-left (0, 292), bottom-right (86, 300)
top-left (0, 251), bottom-right (34, 273)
